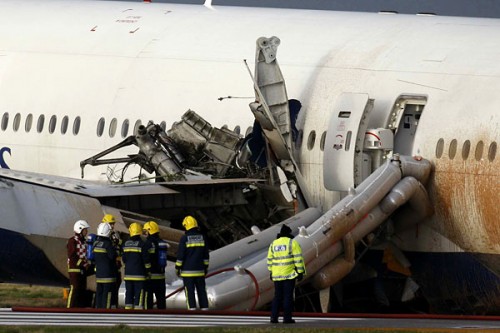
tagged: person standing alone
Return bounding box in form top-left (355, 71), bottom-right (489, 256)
top-left (267, 224), bottom-right (306, 324)
top-left (175, 216), bottom-right (210, 310)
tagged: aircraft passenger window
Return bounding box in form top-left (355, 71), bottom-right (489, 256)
top-left (160, 121), bottom-right (167, 131)
top-left (49, 115), bottom-right (57, 134)
top-left (97, 117), bottom-right (105, 137)
top-left (307, 131), bottom-right (316, 150)
top-left (25, 114), bottom-right (33, 133)
top-left (462, 140), bottom-right (471, 160)
top-left (13, 113), bottom-right (21, 132)
top-left (488, 142), bottom-right (497, 162)
top-left (109, 118), bottom-right (117, 138)
top-left (436, 138), bottom-right (444, 158)
top-left (133, 119), bottom-right (142, 135)
top-left (1, 112), bottom-right (8, 131)
top-left (449, 139), bottom-right (457, 160)
top-left (61, 116), bottom-right (69, 134)
top-left (37, 115), bottom-right (45, 133)
top-left (320, 131), bottom-right (326, 151)
top-left (234, 125), bottom-right (241, 135)
top-left (475, 141), bottom-right (484, 161)
top-left (121, 119), bottom-right (129, 138)
top-left (73, 116), bottom-right (81, 135)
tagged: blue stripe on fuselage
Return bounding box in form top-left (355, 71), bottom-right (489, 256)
top-left (0, 147), bottom-right (11, 169)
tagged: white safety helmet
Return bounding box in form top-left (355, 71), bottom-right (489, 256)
top-left (73, 220), bottom-right (90, 234)
top-left (97, 222), bottom-right (112, 238)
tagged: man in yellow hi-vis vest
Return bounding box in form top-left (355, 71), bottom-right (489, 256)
top-left (267, 224), bottom-right (306, 324)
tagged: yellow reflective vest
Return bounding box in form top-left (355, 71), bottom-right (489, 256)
top-left (267, 236), bottom-right (306, 281)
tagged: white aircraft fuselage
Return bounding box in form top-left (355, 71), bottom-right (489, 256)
top-left (0, 0), bottom-right (498, 313)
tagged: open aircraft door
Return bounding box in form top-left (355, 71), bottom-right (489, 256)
top-left (323, 93), bottom-right (374, 191)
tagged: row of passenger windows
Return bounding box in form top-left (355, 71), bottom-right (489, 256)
top-left (436, 138), bottom-right (497, 162)
top-left (1, 112), bottom-right (247, 138)
top-left (2, 112), bottom-right (497, 163)
top-left (1, 112), bottom-right (82, 135)
top-left (300, 130), bottom-right (498, 163)
top-left (0, 112), bottom-right (167, 138)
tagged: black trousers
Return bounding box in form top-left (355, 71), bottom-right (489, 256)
top-left (96, 282), bottom-right (115, 309)
top-left (125, 280), bottom-right (145, 309)
top-left (271, 278), bottom-right (296, 322)
top-left (183, 276), bottom-right (209, 309)
top-left (110, 270), bottom-right (121, 308)
top-left (145, 278), bottom-right (166, 309)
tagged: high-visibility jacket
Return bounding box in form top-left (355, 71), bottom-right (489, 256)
top-left (175, 229), bottom-right (209, 277)
top-left (122, 235), bottom-right (151, 281)
top-left (267, 236), bottom-right (306, 281)
top-left (93, 236), bottom-right (118, 284)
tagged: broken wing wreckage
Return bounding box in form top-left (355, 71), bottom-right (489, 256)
top-left (78, 36), bottom-right (435, 313)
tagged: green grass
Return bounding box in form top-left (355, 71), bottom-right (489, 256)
top-left (0, 283), bottom-right (66, 308)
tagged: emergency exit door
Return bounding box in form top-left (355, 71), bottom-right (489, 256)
top-left (323, 93), bottom-right (373, 191)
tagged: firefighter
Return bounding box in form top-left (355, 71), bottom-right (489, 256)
top-left (267, 224), bottom-right (306, 324)
top-left (175, 215), bottom-right (210, 310)
top-left (143, 221), bottom-right (169, 309)
top-left (122, 222), bottom-right (150, 310)
top-left (102, 213), bottom-right (122, 308)
top-left (66, 220), bottom-right (92, 308)
top-left (93, 222), bottom-right (118, 309)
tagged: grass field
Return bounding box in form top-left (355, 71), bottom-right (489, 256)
top-left (0, 283), bottom-right (66, 308)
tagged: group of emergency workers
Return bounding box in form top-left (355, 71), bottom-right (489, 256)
top-left (67, 214), bottom-right (306, 323)
top-left (67, 214), bottom-right (210, 311)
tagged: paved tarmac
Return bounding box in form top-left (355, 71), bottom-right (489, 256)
top-left (1, 308), bottom-right (499, 330)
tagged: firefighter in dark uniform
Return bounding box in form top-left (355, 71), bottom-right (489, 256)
top-left (93, 222), bottom-right (118, 309)
top-left (267, 224), bottom-right (306, 324)
top-left (66, 220), bottom-right (92, 308)
top-left (143, 221), bottom-right (169, 309)
top-left (175, 216), bottom-right (210, 310)
top-left (122, 222), bottom-right (150, 310)
top-left (102, 213), bottom-right (122, 308)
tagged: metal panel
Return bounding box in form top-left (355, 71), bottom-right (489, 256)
top-left (323, 93), bottom-right (373, 191)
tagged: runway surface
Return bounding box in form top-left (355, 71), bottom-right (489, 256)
top-left (1, 308), bottom-right (499, 330)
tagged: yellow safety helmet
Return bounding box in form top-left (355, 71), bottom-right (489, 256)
top-left (182, 216), bottom-right (198, 231)
top-left (128, 222), bottom-right (143, 237)
top-left (143, 221), bottom-right (159, 235)
top-left (102, 214), bottom-right (116, 224)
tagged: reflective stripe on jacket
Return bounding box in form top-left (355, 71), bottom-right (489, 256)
top-left (122, 235), bottom-right (151, 281)
top-left (93, 237), bottom-right (118, 283)
top-left (267, 236), bottom-right (305, 281)
top-left (145, 234), bottom-right (167, 280)
top-left (175, 229), bottom-right (209, 277)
